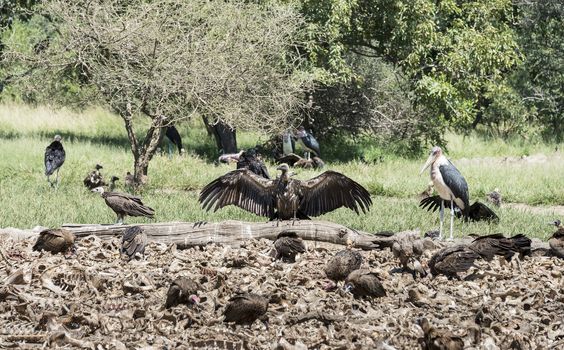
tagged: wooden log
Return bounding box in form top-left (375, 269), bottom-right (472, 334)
top-left (61, 220), bottom-right (404, 250)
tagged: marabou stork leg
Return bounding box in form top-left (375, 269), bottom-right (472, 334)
top-left (55, 168), bottom-right (60, 188)
top-left (449, 197), bottom-right (455, 240)
top-left (439, 200), bottom-right (445, 240)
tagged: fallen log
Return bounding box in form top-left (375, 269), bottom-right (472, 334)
top-left (61, 220), bottom-right (406, 250)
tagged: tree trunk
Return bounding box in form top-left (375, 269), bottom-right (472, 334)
top-left (202, 116), bottom-right (237, 154)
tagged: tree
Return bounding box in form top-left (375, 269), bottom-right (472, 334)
top-left (5, 0), bottom-right (313, 182)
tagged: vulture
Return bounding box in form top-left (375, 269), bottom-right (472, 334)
top-left (418, 317), bottom-right (464, 350)
top-left (199, 163), bottom-right (371, 220)
top-left (273, 231), bottom-right (306, 262)
top-left (165, 277), bottom-right (201, 308)
top-left (218, 150), bottom-right (244, 164)
top-left (344, 269), bottom-right (386, 298)
top-left (236, 148), bottom-right (270, 179)
top-left (295, 126), bottom-right (320, 160)
top-left (165, 125), bottom-right (184, 155)
top-left (468, 233), bottom-right (531, 261)
top-left (420, 146), bottom-right (498, 240)
top-left (392, 236), bottom-right (427, 278)
top-left (33, 229), bottom-right (75, 255)
top-left (44, 135), bottom-right (66, 187)
top-left (83, 164), bottom-right (106, 190)
top-left (486, 188), bottom-right (502, 207)
top-left (428, 245), bottom-right (480, 279)
top-left (549, 220), bottom-right (564, 259)
top-left (276, 153), bottom-right (325, 170)
top-left (109, 175), bottom-right (120, 191)
top-left (325, 249), bottom-right (363, 286)
top-left (223, 293), bottom-right (269, 326)
top-left (125, 172), bottom-right (134, 189)
top-left (120, 226), bottom-right (148, 260)
top-left (91, 187), bottom-right (155, 224)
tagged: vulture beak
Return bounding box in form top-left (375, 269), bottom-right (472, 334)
top-left (419, 153), bottom-right (435, 175)
top-left (188, 294), bottom-right (200, 305)
top-left (344, 283), bottom-right (353, 293)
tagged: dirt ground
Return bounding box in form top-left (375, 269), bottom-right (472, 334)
top-left (1, 233), bottom-right (563, 349)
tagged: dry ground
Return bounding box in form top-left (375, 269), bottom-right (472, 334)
top-left (1, 233), bottom-right (563, 349)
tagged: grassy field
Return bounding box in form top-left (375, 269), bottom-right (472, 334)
top-left (0, 103), bottom-right (562, 239)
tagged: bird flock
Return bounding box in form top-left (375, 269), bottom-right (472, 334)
top-left (26, 133), bottom-right (563, 348)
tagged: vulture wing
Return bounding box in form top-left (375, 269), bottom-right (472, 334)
top-left (105, 192), bottom-right (155, 218)
top-left (276, 153), bottom-right (302, 166)
top-left (298, 171), bottom-right (372, 217)
top-left (199, 169), bottom-right (277, 217)
top-left (121, 226), bottom-right (148, 260)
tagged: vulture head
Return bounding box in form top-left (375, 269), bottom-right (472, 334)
top-left (91, 186), bottom-right (105, 194)
top-left (276, 163), bottom-right (290, 174)
top-left (95, 164), bottom-right (103, 170)
top-left (420, 146), bottom-right (443, 175)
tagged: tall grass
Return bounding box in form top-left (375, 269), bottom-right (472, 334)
top-left (0, 103), bottom-right (562, 239)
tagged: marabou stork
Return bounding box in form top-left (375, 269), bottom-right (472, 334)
top-left (295, 126), bottom-right (320, 160)
top-left (419, 146), bottom-right (497, 240)
top-left (165, 125), bottom-right (185, 155)
top-left (199, 163), bottom-right (372, 221)
top-left (44, 135), bottom-right (65, 187)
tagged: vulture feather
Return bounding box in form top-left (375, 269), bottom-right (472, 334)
top-left (469, 233), bottom-right (531, 261)
top-left (91, 187), bottom-right (155, 224)
top-left (83, 164), bottom-right (106, 190)
top-left (549, 220), bottom-right (564, 259)
top-left (199, 164), bottom-right (371, 220)
top-left (418, 318), bottom-right (464, 350)
top-left (121, 226), bottom-right (148, 260)
top-left (165, 277), bottom-right (201, 308)
top-left (223, 293), bottom-right (269, 325)
top-left (344, 269), bottom-right (386, 298)
top-left (236, 148), bottom-right (270, 179)
top-left (428, 245), bottom-right (479, 279)
top-left (273, 231), bottom-right (306, 262)
top-left (33, 229), bottom-right (75, 255)
top-left (325, 249), bottom-right (363, 283)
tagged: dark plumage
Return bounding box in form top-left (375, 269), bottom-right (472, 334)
top-left (165, 277), bottom-right (201, 308)
top-left (420, 196), bottom-right (499, 222)
top-left (44, 135), bottom-right (66, 187)
top-left (273, 231), bottom-right (306, 262)
top-left (120, 226), bottom-right (148, 260)
top-left (109, 176), bottom-right (120, 191)
top-left (83, 164), bottom-right (106, 190)
top-left (325, 249), bottom-right (363, 283)
top-left (295, 126), bottom-right (320, 158)
top-left (418, 318), bottom-right (464, 350)
top-left (33, 229), bottom-right (75, 254)
top-left (486, 188), bottom-right (502, 207)
top-left (428, 245), bottom-right (479, 279)
top-left (199, 164), bottom-right (371, 221)
top-left (549, 220), bottom-right (564, 259)
top-left (91, 187), bottom-right (155, 224)
top-left (344, 269), bottom-right (386, 298)
top-left (469, 233), bottom-right (531, 261)
top-left (237, 148), bottom-right (270, 179)
top-left (276, 153), bottom-right (324, 169)
top-left (223, 293), bottom-right (269, 326)
top-left (165, 125), bottom-right (184, 154)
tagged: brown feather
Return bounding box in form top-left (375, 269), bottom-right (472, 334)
top-left (33, 229), bottom-right (75, 254)
top-left (345, 269), bottom-right (386, 298)
top-left (223, 293), bottom-right (269, 325)
top-left (428, 245), bottom-right (479, 279)
top-left (121, 226), bottom-right (147, 260)
top-left (102, 192), bottom-right (155, 218)
top-left (165, 277), bottom-right (201, 308)
top-left (325, 249), bottom-right (363, 282)
top-left (274, 231), bottom-right (305, 262)
top-left (418, 318), bottom-right (464, 350)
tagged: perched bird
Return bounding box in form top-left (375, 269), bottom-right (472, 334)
top-left (419, 146), bottom-right (498, 240)
top-left (44, 135), bottom-right (66, 187)
top-left (549, 220), bottom-right (564, 259)
top-left (273, 231), bottom-right (306, 262)
top-left (295, 126), bottom-right (320, 160)
top-left (418, 317), bottom-right (464, 350)
top-left (83, 164), bottom-right (106, 190)
top-left (33, 229), bottom-right (75, 255)
top-left (276, 153), bottom-right (324, 170)
top-left (344, 269), bottom-right (386, 298)
top-left (218, 150), bottom-right (244, 164)
top-left (237, 148), bottom-right (270, 179)
top-left (468, 233), bottom-right (531, 262)
top-left (125, 172), bottom-right (134, 190)
top-left (109, 175), bottom-right (120, 191)
top-left (91, 187), bottom-right (155, 224)
top-left (428, 245), bottom-right (480, 279)
top-left (486, 188), bottom-right (502, 207)
top-left (120, 226), bottom-right (148, 260)
top-left (325, 249), bottom-right (363, 286)
top-left (199, 163), bottom-right (371, 221)
top-left (165, 277), bottom-right (201, 308)
top-left (223, 293), bottom-right (269, 326)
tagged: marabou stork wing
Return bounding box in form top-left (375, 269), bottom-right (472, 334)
top-left (298, 171), bottom-right (372, 217)
top-left (419, 195), bottom-right (463, 217)
top-left (303, 134), bottom-right (321, 156)
top-left (467, 201), bottom-right (499, 221)
top-left (199, 169), bottom-right (277, 217)
top-left (438, 161), bottom-right (469, 207)
top-left (44, 141), bottom-right (66, 176)
top-left (105, 193), bottom-right (155, 217)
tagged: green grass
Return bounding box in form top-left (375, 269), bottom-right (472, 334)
top-left (0, 103), bottom-right (562, 240)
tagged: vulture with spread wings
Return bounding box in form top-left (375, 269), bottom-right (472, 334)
top-left (199, 163), bottom-right (372, 220)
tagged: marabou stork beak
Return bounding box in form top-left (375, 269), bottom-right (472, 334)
top-left (419, 154), bottom-right (435, 175)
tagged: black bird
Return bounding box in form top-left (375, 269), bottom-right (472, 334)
top-left (325, 249), bottom-right (363, 287)
top-left (549, 220), bottom-right (564, 259)
top-left (428, 245), bottom-right (480, 279)
top-left (236, 148), bottom-right (270, 179)
top-left (109, 176), bottom-right (120, 191)
top-left (199, 163), bottom-right (371, 221)
top-left (44, 135), bottom-right (66, 187)
top-left (165, 277), bottom-right (201, 308)
top-left (273, 231), bottom-right (306, 262)
top-left (120, 226), bottom-right (148, 260)
top-left (344, 269), bottom-right (386, 298)
top-left (91, 187), bottom-right (155, 224)
top-left (468, 233), bottom-right (531, 262)
top-left (165, 125), bottom-right (184, 155)
top-left (83, 164), bottom-right (106, 190)
top-left (33, 229), bottom-right (75, 255)
top-left (419, 146), bottom-right (498, 239)
top-left (295, 126), bottom-right (320, 160)
top-left (223, 293), bottom-right (269, 326)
